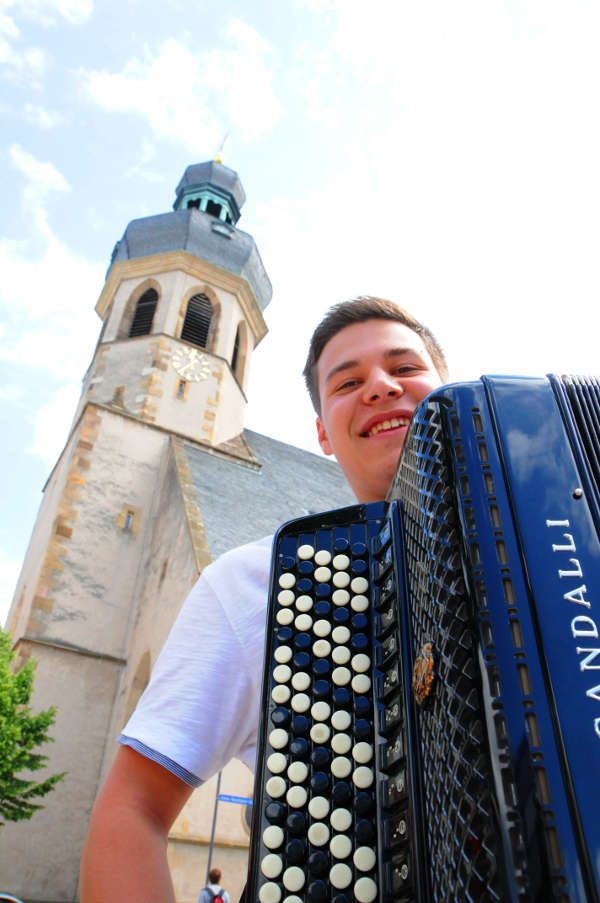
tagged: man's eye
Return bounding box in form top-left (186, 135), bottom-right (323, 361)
top-left (336, 378), bottom-right (359, 391)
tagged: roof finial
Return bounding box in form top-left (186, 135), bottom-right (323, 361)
top-left (214, 133), bottom-right (229, 164)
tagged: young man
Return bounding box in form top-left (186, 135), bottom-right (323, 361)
top-left (80, 297), bottom-right (448, 902)
top-left (198, 867), bottom-right (230, 903)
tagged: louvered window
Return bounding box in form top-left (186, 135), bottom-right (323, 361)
top-left (231, 325), bottom-right (241, 375)
top-left (129, 289), bottom-right (158, 337)
top-left (181, 294), bottom-right (212, 348)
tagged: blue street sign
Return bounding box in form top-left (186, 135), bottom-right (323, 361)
top-left (217, 793), bottom-right (253, 806)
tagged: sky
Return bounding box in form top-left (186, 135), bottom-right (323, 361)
top-left (1, 0), bottom-right (600, 625)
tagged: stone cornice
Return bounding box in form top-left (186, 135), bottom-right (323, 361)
top-left (96, 251), bottom-right (268, 345)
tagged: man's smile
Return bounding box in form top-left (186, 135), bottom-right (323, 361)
top-left (359, 409), bottom-right (413, 438)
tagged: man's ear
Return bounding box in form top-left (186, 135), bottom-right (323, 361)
top-left (316, 417), bottom-right (333, 456)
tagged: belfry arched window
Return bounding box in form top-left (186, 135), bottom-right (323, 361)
top-left (181, 293), bottom-right (213, 348)
top-left (129, 288), bottom-right (158, 337)
top-left (231, 324), bottom-right (241, 375)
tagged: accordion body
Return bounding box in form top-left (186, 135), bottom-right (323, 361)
top-left (247, 375), bottom-right (600, 902)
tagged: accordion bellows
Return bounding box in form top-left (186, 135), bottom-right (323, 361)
top-left (247, 375), bottom-right (600, 902)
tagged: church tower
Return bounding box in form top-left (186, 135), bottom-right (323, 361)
top-left (2, 160), bottom-right (354, 903)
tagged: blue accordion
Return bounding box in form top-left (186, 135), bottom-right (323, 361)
top-left (248, 375), bottom-right (600, 902)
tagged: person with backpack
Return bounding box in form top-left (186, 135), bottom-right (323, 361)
top-left (198, 868), bottom-right (229, 903)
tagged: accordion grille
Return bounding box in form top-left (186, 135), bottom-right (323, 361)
top-left (560, 375), bottom-right (600, 508)
top-left (393, 403), bottom-right (505, 901)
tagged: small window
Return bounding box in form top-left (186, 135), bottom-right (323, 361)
top-left (231, 326), bottom-right (241, 375)
top-left (187, 198), bottom-right (200, 209)
top-left (129, 288), bottom-right (158, 337)
top-left (181, 294), bottom-right (212, 348)
top-left (124, 511), bottom-right (135, 531)
top-left (118, 506), bottom-right (140, 533)
top-left (206, 199), bottom-right (221, 218)
top-left (175, 378), bottom-right (188, 399)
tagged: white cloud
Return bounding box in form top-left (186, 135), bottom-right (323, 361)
top-left (1, 0), bottom-right (93, 28)
top-left (84, 19), bottom-right (280, 148)
top-left (8, 143), bottom-right (70, 235)
top-left (28, 381), bottom-right (81, 462)
top-left (23, 102), bottom-right (63, 129)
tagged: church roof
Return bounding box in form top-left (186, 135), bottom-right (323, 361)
top-left (182, 429), bottom-right (356, 561)
top-left (110, 209), bottom-right (272, 311)
top-left (174, 161), bottom-right (246, 212)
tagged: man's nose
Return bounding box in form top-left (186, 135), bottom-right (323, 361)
top-left (362, 369), bottom-right (404, 403)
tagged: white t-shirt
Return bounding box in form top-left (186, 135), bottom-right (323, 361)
top-left (119, 535), bottom-right (272, 785)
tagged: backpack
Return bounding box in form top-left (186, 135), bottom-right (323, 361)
top-left (206, 887), bottom-right (225, 903)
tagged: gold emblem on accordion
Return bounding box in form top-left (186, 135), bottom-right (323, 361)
top-left (412, 642), bottom-right (435, 706)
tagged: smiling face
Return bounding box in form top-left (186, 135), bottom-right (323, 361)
top-left (316, 318), bottom-right (443, 502)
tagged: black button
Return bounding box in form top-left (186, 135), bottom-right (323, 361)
top-left (313, 678), bottom-right (331, 699)
top-left (354, 696), bottom-right (371, 717)
top-left (298, 560), bottom-right (314, 575)
top-left (311, 747), bottom-right (330, 768)
top-left (354, 718), bottom-right (371, 740)
top-left (332, 687), bottom-right (351, 708)
top-left (293, 652), bottom-right (311, 669)
top-left (355, 792), bottom-right (374, 817)
top-left (286, 839), bottom-right (307, 865)
top-left (331, 781), bottom-right (352, 806)
top-left (351, 541), bottom-right (367, 558)
top-left (333, 607), bottom-right (350, 623)
top-left (314, 600), bottom-right (331, 616)
top-left (295, 632), bottom-right (311, 649)
top-left (271, 706), bottom-right (290, 726)
top-left (290, 737), bottom-right (309, 758)
top-left (315, 584), bottom-right (331, 598)
top-left (313, 658), bottom-right (330, 676)
top-left (307, 879), bottom-right (328, 902)
top-left (351, 613), bottom-right (368, 630)
top-left (332, 896), bottom-right (351, 903)
top-left (308, 851), bottom-right (329, 877)
top-left (265, 801), bottom-right (286, 823)
top-left (292, 715), bottom-right (310, 735)
top-left (352, 633), bottom-right (369, 651)
top-left (297, 578), bottom-right (313, 593)
top-left (280, 555), bottom-right (296, 571)
top-left (276, 626), bottom-right (293, 642)
top-left (355, 818), bottom-right (375, 844)
top-left (287, 811), bottom-right (307, 835)
top-left (351, 558), bottom-right (368, 575)
top-left (334, 537), bottom-right (350, 552)
top-left (311, 772), bottom-right (329, 794)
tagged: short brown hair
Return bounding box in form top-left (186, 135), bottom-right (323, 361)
top-left (303, 296), bottom-right (449, 415)
top-left (209, 867), bottom-right (222, 884)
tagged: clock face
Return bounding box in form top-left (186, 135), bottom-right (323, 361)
top-left (171, 347), bottom-right (212, 382)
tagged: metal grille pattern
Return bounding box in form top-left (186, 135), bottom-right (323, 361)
top-left (392, 402), bottom-right (504, 901)
top-left (181, 293), bottom-right (212, 348)
top-left (129, 288), bottom-right (158, 337)
top-left (560, 375), bottom-right (600, 508)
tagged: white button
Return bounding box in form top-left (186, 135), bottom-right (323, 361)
top-left (310, 723), bottom-right (331, 744)
top-left (297, 544), bottom-right (315, 560)
top-left (266, 752), bottom-right (287, 773)
top-left (263, 825), bottom-right (284, 849)
top-left (278, 573), bottom-right (296, 589)
top-left (273, 665), bottom-right (291, 683)
top-left (332, 645), bottom-right (351, 665)
top-left (352, 674), bottom-right (371, 694)
top-left (330, 863), bottom-right (353, 889)
top-left (282, 866), bottom-right (305, 892)
top-left (286, 785), bottom-right (308, 808)
top-left (291, 671), bottom-right (310, 691)
top-left (330, 807), bottom-right (352, 832)
top-left (351, 594), bottom-right (369, 612)
top-left (330, 833), bottom-right (353, 859)
top-left (352, 766), bottom-right (374, 788)
top-left (291, 693), bottom-right (310, 713)
top-left (331, 710), bottom-right (352, 731)
top-left (331, 756), bottom-right (352, 779)
top-left (276, 608), bottom-right (294, 625)
top-left (354, 876), bottom-right (378, 902)
top-left (287, 761), bottom-right (309, 783)
top-left (274, 645), bottom-right (292, 663)
top-left (308, 795), bottom-right (329, 819)
top-left (271, 685), bottom-right (290, 704)
top-left (259, 881), bottom-right (281, 903)
top-left (352, 742), bottom-right (373, 764)
top-left (351, 576), bottom-right (369, 593)
top-left (332, 571), bottom-right (350, 588)
top-left (261, 853), bottom-right (283, 879)
top-left (332, 589), bottom-right (350, 606)
top-left (266, 776), bottom-right (286, 798)
top-left (311, 701), bottom-right (331, 721)
top-left (332, 554), bottom-right (350, 570)
top-left (295, 594), bottom-right (313, 612)
top-left (353, 846), bottom-right (377, 872)
top-left (282, 897), bottom-right (302, 903)
top-left (308, 822), bottom-right (330, 846)
top-left (314, 550), bottom-right (332, 566)
top-left (269, 728), bottom-right (288, 749)
top-left (313, 639), bottom-right (331, 658)
top-left (314, 566), bottom-right (332, 583)
top-left (332, 666), bottom-right (351, 686)
top-left (331, 733), bottom-right (352, 755)
top-left (351, 653), bottom-right (371, 673)
top-left (294, 613), bottom-right (313, 631)
top-left (331, 626), bottom-right (350, 644)
top-left (277, 589), bottom-right (295, 606)
top-left (313, 619), bottom-right (331, 637)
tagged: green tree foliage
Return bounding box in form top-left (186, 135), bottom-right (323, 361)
top-left (0, 629), bottom-right (65, 824)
